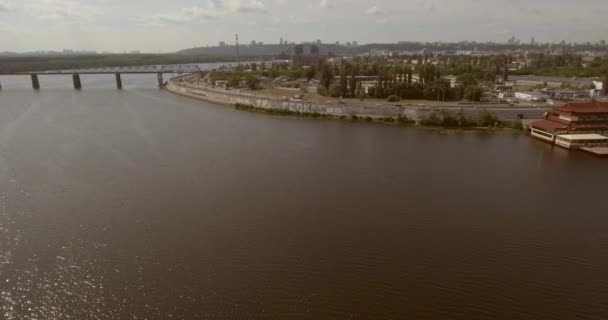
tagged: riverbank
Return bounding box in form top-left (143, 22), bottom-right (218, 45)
top-left (165, 75), bottom-right (532, 132)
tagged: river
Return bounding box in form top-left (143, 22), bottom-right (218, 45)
top-left (0, 71), bottom-right (607, 319)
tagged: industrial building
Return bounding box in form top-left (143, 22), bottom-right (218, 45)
top-left (290, 44), bottom-right (332, 66)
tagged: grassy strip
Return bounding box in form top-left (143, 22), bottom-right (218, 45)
top-left (233, 103), bottom-right (521, 132)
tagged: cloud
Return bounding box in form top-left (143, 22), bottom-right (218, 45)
top-left (319, 0), bottom-right (333, 9)
top-left (25, 0), bottom-right (97, 24)
top-left (365, 6), bottom-right (385, 16)
top-left (142, 0), bottom-right (266, 26)
top-left (522, 7), bottom-right (542, 15)
top-left (141, 6), bottom-right (217, 26)
top-left (0, 0), bottom-right (13, 12)
top-left (235, 0), bottom-right (265, 12)
top-left (209, 0), bottom-right (266, 13)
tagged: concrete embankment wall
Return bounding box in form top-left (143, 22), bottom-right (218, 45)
top-left (166, 79), bottom-right (547, 122)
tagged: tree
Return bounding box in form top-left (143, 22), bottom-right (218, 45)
top-left (357, 83), bottom-right (365, 101)
top-left (434, 78), bottom-right (451, 101)
top-left (402, 83), bottom-right (423, 99)
top-left (464, 85), bottom-right (483, 101)
top-left (339, 64), bottom-right (348, 98)
top-left (449, 86), bottom-right (464, 101)
top-left (319, 63), bottom-right (334, 93)
top-left (328, 82), bottom-right (343, 98)
top-left (305, 66), bottom-right (316, 81)
top-left (349, 65), bottom-right (358, 98)
top-left (457, 73), bottom-right (477, 87)
top-left (246, 75), bottom-right (260, 90)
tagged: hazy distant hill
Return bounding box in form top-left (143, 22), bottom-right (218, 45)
top-left (176, 43), bottom-right (365, 57)
top-left (175, 42), bottom-right (470, 57)
top-left (176, 41), bottom-right (608, 57)
top-left (177, 44), bottom-right (289, 57)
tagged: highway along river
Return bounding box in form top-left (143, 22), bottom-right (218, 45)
top-left (0, 71), bottom-right (607, 319)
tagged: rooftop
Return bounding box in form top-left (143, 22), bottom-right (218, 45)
top-left (531, 119), bottom-right (569, 132)
top-left (555, 102), bottom-right (608, 114)
top-left (557, 134), bottom-right (608, 140)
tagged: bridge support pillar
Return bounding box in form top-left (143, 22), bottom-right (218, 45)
top-left (115, 73), bottom-right (122, 89)
top-left (31, 74), bottom-right (40, 90)
top-left (157, 72), bottom-right (163, 88)
top-left (72, 73), bottom-right (82, 90)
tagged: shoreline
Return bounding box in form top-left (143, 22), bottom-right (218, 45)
top-left (164, 76), bottom-right (528, 133)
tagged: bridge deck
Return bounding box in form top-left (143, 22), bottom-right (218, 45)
top-left (0, 65), bottom-right (203, 76)
top-left (0, 72), bottom-right (198, 75)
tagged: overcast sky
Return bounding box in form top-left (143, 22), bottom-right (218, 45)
top-left (1, 0), bottom-right (607, 52)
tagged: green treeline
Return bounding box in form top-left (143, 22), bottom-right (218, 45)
top-left (420, 109), bottom-right (523, 130)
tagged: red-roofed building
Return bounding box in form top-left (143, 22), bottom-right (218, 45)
top-left (530, 102), bottom-right (608, 143)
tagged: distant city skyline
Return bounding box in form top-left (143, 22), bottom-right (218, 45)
top-left (1, 0), bottom-right (607, 53)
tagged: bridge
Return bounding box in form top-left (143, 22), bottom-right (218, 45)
top-left (0, 64), bottom-right (203, 90)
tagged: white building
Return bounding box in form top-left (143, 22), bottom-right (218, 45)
top-left (594, 80), bottom-right (604, 92)
top-left (441, 75), bottom-right (458, 88)
top-left (515, 91), bottom-right (549, 102)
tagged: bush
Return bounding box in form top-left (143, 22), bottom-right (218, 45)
top-left (351, 115), bottom-right (359, 121)
top-left (420, 111), bottom-right (442, 126)
top-left (227, 78), bottom-right (240, 87)
top-left (328, 83), bottom-right (343, 98)
top-left (339, 115), bottom-right (347, 120)
top-left (505, 119), bottom-right (524, 130)
top-left (439, 110), bottom-right (458, 127)
top-left (386, 95), bottom-right (401, 102)
top-left (455, 110), bottom-right (475, 127)
top-left (235, 103), bottom-right (255, 110)
top-left (397, 114), bottom-right (414, 124)
top-left (382, 117), bottom-right (395, 123)
top-left (476, 110), bottom-right (502, 127)
top-left (364, 116), bottom-right (373, 122)
top-left (317, 86), bottom-right (328, 96)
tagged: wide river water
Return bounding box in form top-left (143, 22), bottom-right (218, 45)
top-left (0, 70), bottom-right (607, 319)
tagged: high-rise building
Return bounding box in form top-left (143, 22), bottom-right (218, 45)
top-left (531, 37), bottom-right (535, 46)
top-left (280, 37), bottom-right (283, 45)
top-left (219, 41), bottom-right (226, 47)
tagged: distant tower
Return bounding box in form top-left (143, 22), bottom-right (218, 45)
top-left (235, 34), bottom-right (240, 66)
top-left (531, 37), bottom-right (535, 46)
top-left (280, 37), bottom-right (283, 45)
